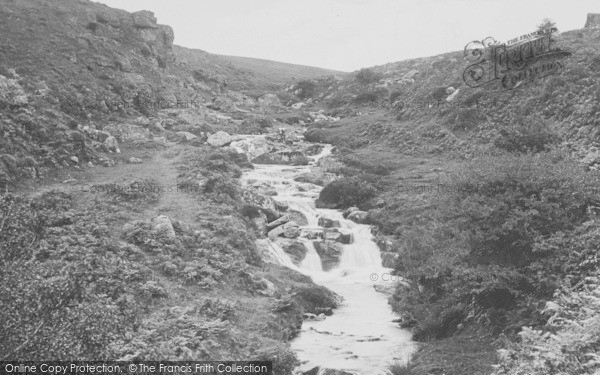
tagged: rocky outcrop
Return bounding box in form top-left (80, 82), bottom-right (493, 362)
top-left (313, 241), bottom-right (343, 270)
top-left (343, 207), bottom-right (360, 218)
top-left (132, 10), bottom-right (157, 28)
top-left (380, 251), bottom-right (399, 268)
top-left (585, 13), bottom-right (600, 28)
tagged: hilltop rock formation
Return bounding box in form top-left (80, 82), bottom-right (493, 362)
top-left (585, 13), bottom-right (600, 28)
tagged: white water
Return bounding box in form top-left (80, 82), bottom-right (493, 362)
top-left (233, 138), bottom-right (415, 375)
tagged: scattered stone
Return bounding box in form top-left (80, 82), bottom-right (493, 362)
top-left (103, 136), bottom-right (120, 153)
top-left (150, 215), bottom-right (176, 240)
top-left (323, 228), bottom-right (353, 244)
top-left (207, 131), bottom-right (237, 147)
top-left (266, 214), bottom-right (291, 229)
top-left (342, 207), bottom-right (360, 218)
top-left (347, 210), bottom-right (368, 223)
top-left (176, 131), bottom-right (197, 142)
top-left (318, 217), bottom-right (340, 228)
top-left (149, 121), bottom-right (165, 133)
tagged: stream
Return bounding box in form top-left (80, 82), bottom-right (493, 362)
top-left (233, 138), bottom-right (415, 375)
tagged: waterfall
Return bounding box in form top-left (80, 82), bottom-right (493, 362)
top-left (240, 138), bottom-right (414, 375)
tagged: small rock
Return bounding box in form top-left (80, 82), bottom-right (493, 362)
top-left (104, 136), bottom-right (120, 153)
top-left (70, 156), bottom-right (79, 164)
top-left (342, 207), bottom-right (360, 218)
top-left (176, 131), bottom-right (197, 142)
top-left (318, 217), bottom-right (340, 228)
top-left (347, 210), bottom-right (368, 223)
top-left (128, 157), bottom-right (143, 164)
top-left (150, 215), bottom-right (176, 240)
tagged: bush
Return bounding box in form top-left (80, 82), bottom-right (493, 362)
top-left (295, 80), bottom-right (316, 99)
top-left (355, 68), bottom-right (383, 84)
top-left (493, 119), bottom-right (559, 153)
top-left (353, 91), bottom-right (380, 104)
top-left (318, 177), bottom-right (376, 208)
top-left (431, 87), bottom-right (448, 101)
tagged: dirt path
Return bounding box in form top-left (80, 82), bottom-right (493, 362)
top-left (24, 142), bottom-right (202, 225)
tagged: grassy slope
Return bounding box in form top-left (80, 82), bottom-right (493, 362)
top-left (290, 26), bottom-right (600, 375)
top-left (216, 54), bottom-right (344, 85)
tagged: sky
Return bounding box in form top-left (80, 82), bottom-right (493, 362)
top-left (97, 0), bottom-right (600, 72)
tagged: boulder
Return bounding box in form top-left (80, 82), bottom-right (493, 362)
top-left (132, 10), bottom-right (157, 28)
top-left (323, 228), bottom-right (353, 244)
top-left (282, 221), bottom-right (300, 238)
top-left (230, 138), bottom-right (271, 161)
top-left (176, 131), bottom-right (197, 142)
top-left (151, 215), bottom-right (176, 240)
top-left (278, 239), bottom-right (307, 265)
top-left (318, 217), bottom-right (340, 228)
top-left (267, 225), bottom-right (285, 241)
top-left (258, 93), bottom-right (282, 107)
top-left (294, 171), bottom-right (332, 186)
top-left (342, 207), bottom-right (360, 218)
top-left (149, 121), bottom-right (165, 133)
top-left (103, 136), bottom-right (120, 153)
top-left (347, 210), bottom-right (368, 223)
top-left (241, 189), bottom-right (281, 221)
top-left (313, 241), bottom-right (343, 271)
top-left (266, 214), bottom-right (291, 229)
top-left (207, 131), bottom-right (237, 147)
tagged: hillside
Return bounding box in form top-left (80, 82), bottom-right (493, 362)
top-left (215, 54), bottom-right (344, 85)
top-left (278, 21), bottom-right (600, 375)
top-left (0, 0), bottom-right (338, 370)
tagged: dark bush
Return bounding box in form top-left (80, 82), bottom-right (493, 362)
top-left (353, 91), bottom-right (380, 104)
top-left (431, 87), bottom-right (448, 101)
top-left (318, 177), bottom-right (376, 208)
top-left (295, 80), bottom-right (316, 99)
top-left (355, 68), bottom-right (383, 84)
top-left (493, 119), bottom-right (559, 153)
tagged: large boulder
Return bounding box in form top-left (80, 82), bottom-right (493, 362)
top-left (313, 241), bottom-right (343, 271)
top-left (282, 221), bottom-right (301, 238)
top-left (207, 131), bottom-right (237, 147)
top-left (294, 171), bottom-right (333, 186)
top-left (278, 239), bottom-right (307, 265)
top-left (241, 189), bottom-right (281, 222)
top-left (585, 13), bottom-right (600, 28)
top-left (230, 138), bottom-right (271, 161)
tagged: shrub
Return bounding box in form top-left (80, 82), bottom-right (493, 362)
top-left (355, 68), bottom-right (383, 84)
top-left (295, 80), bottom-right (316, 99)
top-left (431, 87), bottom-right (448, 101)
top-left (493, 119), bottom-right (559, 153)
top-left (353, 91), bottom-right (380, 104)
top-left (389, 90), bottom-right (403, 104)
top-left (318, 177), bottom-right (376, 208)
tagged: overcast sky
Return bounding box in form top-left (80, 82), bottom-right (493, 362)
top-left (97, 0), bottom-right (600, 72)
